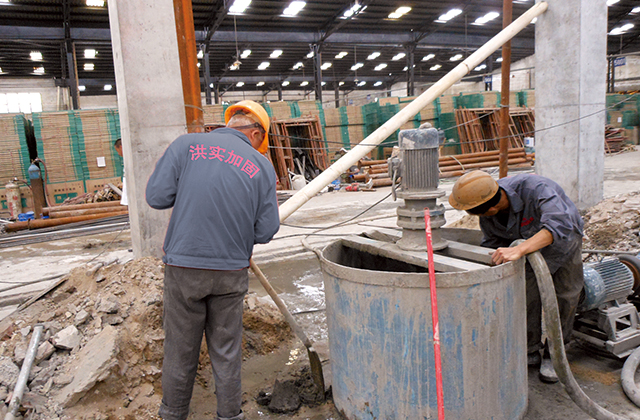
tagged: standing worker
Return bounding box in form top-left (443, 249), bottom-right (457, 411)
top-left (448, 170), bottom-right (584, 384)
top-left (146, 100), bottom-right (280, 420)
top-left (113, 138), bottom-right (128, 206)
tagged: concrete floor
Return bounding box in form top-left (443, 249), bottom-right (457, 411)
top-left (1, 149), bottom-right (640, 418)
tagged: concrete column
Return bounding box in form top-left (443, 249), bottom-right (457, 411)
top-left (535, 0), bottom-right (607, 210)
top-left (108, 0), bottom-right (187, 258)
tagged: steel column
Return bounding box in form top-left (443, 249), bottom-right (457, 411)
top-left (173, 0), bottom-right (204, 133)
top-left (204, 51), bottom-right (212, 105)
top-left (313, 44), bottom-right (323, 103)
top-left (406, 44), bottom-right (416, 97)
top-left (499, 0), bottom-right (513, 179)
top-left (335, 83), bottom-right (340, 108)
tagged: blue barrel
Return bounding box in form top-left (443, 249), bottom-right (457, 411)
top-left (319, 238), bottom-right (527, 420)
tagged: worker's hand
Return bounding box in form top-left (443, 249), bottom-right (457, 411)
top-left (492, 246), bottom-right (525, 265)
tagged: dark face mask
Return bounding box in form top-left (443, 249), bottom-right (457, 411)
top-left (466, 189), bottom-right (502, 215)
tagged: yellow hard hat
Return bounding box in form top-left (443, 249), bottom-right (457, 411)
top-left (448, 170), bottom-right (499, 210)
top-left (225, 100), bottom-right (270, 154)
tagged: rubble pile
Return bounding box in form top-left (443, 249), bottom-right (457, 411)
top-left (582, 192), bottom-right (640, 251)
top-left (0, 257), bottom-right (292, 419)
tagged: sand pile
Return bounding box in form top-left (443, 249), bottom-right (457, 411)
top-left (0, 257), bottom-right (291, 419)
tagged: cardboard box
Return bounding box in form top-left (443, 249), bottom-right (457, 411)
top-left (379, 97), bottom-right (400, 106)
top-left (46, 181), bottom-right (86, 205)
top-left (85, 177), bottom-right (122, 194)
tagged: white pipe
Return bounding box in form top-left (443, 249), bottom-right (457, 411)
top-left (278, 1), bottom-right (548, 223)
top-left (5, 324), bottom-right (43, 420)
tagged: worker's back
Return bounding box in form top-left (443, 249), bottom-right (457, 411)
top-left (146, 127), bottom-right (280, 270)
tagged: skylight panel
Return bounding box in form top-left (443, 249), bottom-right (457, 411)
top-left (388, 6), bottom-right (411, 19)
top-left (436, 9), bottom-right (462, 23)
top-left (30, 51), bottom-right (42, 61)
top-left (610, 23), bottom-right (634, 35)
top-left (84, 49), bottom-right (97, 59)
top-left (336, 52), bottom-right (349, 59)
top-left (374, 81), bottom-right (382, 87)
top-left (473, 12), bottom-right (500, 25)
top-left (374, 63), bottom-right (387, 71)
top-left (422, 54), bottom-right (435, 61)
top-left (241, 49), bottom-right (251, 59)
top-left (367, 52), bottom-right (381, 60)
top-left (300, 81), bottom-right (309, 86)
top-left (430, 65), bottom-right (442, 71)
top-left (256, 81), bottom-right (265, 87)
top-left (236, 82), bottom-right (244, 87)
top-left (282, 80), bottom-right (290, 86)
top-left (270, 50), bottom-right (283, 58)
top-left (258, 62), bottom-right (270, 70)
top-left (450, 54), bottom-right (463, 61)
top-left (351, 63), bottom-right (364, 71)
top-left (283, 1), bottom-right (306, 17)
top-left (229, 0), bottom-right (251, 15)
top-left (84, 63), bottom-right (95, 71)
top-left (392, 53), bottom-right (406, 61)
top-left (86, 0), bottom-right (105, 6)
top-left (321, 62), bottom-right (332, 70)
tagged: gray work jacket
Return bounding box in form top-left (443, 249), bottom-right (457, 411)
top-left (479, 174), bottom-right (583, 274)
top-left (146, 128), bottom-right (280, 270)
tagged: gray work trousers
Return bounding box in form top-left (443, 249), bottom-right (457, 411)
top-left (159, 264), bottom-right (248, 420)
top-left (525, 245), bottom-right (584, 353)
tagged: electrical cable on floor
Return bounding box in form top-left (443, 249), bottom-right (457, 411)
top-left (84, 224), bottom-right (128, 265)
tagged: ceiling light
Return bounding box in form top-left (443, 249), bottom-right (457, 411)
top-left (241, 49), bottom-right (251, 59)
top-left (293, 62), bottom-right (304, 70)
top-left (84, 49), bottom-right (97, 59)
top-left (607, 0), bottom-right (620, 5)
top-left (450, 54), bottom-right (463, 61)
top-left (300, 81), bottom-right (309, 86)
top-left (403, 66), bottom-right (408, 71)
top-left (229, 63), bottom-right (239, 70)
top-left (367, 52), bottom-right (381, 60)
top-left (321, 81), bottom-right (327, 86)
top-left (351, 62), bottom-right (364, 71)
top-left (388, 6), bottom-right (411, 19)
top-left (374, 81), bottom-right (382, 87)
top-left (430, 64), bottom-right (442, 71)
top-left (33, 66), bottom-right (45, 75)
top-left (30, 51), bottom-right (42, 61)
top-left (84, 63), bottom-right (94, 71)
top-left (339, 81), bottom-right (345, 86)
top-left (258, 62), bottom-right (270, 70)
top-left (496, 57), bottom-right (503, 62)
top-left (342, 3), bottom-right (364, 19)
top-left (210, 83), bottom-right (214, 88)
top-left (335, 51), bottom-right (349, 59)
top-left (357, 81), bottom-right (366, 87)
top-left (473, 12), bottom-right (500, 25)
top-left (78, 85), bottom-right (86, 92)
top-left (256, 81), bottom-right (265, 87)
top-left (270, 49), bottom-right (283, 58)
top-left (236, 81), bottom-right (244, 87)
top-left (306, 51), bottom-right (314, 59)
top-left (104, 84), bottom-right (112, 91)
top-left (435, 8), bottom-right (462, 23)
top-left (321, 62), bottom-right (332, 70)
top-left (197, 50), bottom-right (203, 59)
top-left (86, 0), bottom-right (104, 6)
top-left (374, 63), bottom-right (388, 71)
top-left (229, 0), bottom-right (251, 15)
top-left (422, 54), bottom-right (435, 61)
top-left (610, 23), bottom-right (634, 35)
top-left (392, 53), bottom-right (406, 61)
top-left (283, 1), bottom-right (306, 17)
top-left (474, 64), bottom-right (487, 71)
top-left (282, 81), bottom-right (290, 86)
top-left (631, 6), bottom-right (640, 14)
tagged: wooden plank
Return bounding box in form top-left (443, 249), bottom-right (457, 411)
top-left (341, 236), bottom-right (488, 272)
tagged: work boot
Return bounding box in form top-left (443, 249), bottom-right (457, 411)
top-left (216, 411), bottom-right (245, 420)
top-left (527, 350), bottom-right (541, 367)
top-left (539, 353), bottom-right (559, 384)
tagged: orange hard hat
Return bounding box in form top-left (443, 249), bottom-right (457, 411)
top-left (225, 100), bottom-right (270, 154)
top-left (448, 170), bottom-right (499, 210)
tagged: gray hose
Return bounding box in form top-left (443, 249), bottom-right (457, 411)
top-left (621, 345), bottom-right (640, 407)
top-left (524, 247), bottom-right (627, 420)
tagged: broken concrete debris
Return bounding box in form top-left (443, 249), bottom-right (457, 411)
top-left (0, 256), bottom-right (293, 419)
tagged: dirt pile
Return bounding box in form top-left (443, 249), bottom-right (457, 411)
top-left (0, 257), bottom-right (291, 419)
top-left (582, 192), bottom-right (640, 251)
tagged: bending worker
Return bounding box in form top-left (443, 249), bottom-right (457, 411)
top-left (448, 170), bottom-right (584, 384)
top-left (146, 100), bottom-right (280, 420)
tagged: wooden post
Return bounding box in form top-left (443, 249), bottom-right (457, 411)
top-left (499, 0), bottom-right (513, 179)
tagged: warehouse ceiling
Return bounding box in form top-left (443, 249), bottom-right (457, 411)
top-left (0, 0), bottom-right (637, 97)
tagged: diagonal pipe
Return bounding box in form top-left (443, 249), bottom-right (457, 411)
top-left (278, 1), bottom-right (548, 223)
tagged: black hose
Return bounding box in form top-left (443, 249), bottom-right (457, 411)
top-left (621, 345), bottom-right (640, 408)
top-left (523, 246), bottom-right (627, 420)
